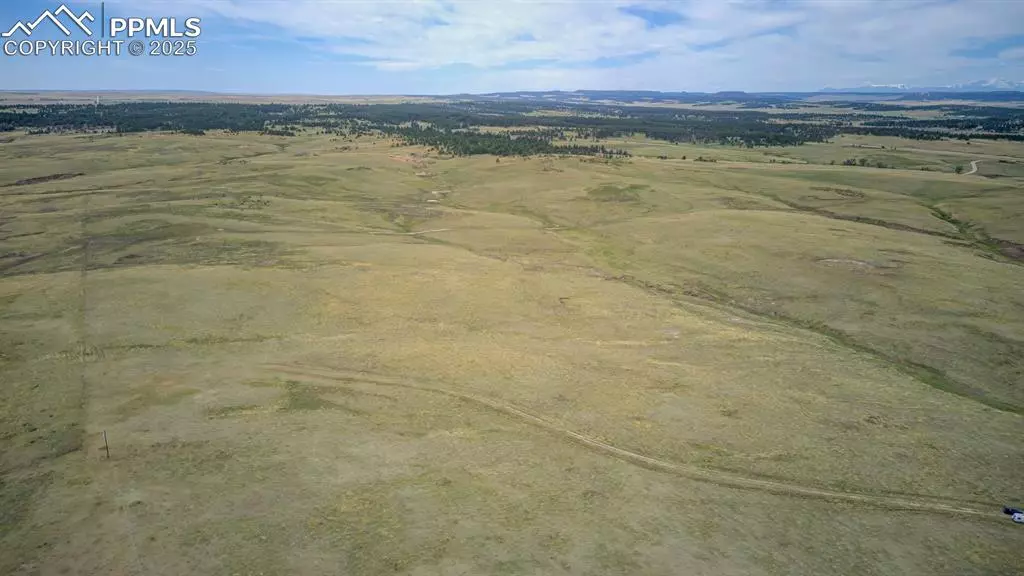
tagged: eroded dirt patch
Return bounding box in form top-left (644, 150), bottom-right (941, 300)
top-left (3, 173), bottom-right (85, 187)
top-left (815, 258), bottom-right (902, 271)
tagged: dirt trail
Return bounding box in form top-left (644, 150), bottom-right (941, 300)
top-left (897, 147), bottom-right (1019, 162)
top-left (965, 160), bottom-right (980, 175)
top-left (266, 363), bottom-right (998, 520)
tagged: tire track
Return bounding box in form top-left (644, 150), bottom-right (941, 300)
top-left (266, 363), bottom-right (997, 520)
top-left (76, 192), bottom-right (92, 424)
top-left (77, 193), bottom-right (149, 575)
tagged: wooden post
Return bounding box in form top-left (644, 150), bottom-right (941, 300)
top-left (103, 430), bottom-right (110, 459)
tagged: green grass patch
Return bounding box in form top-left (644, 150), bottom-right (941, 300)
top-left (585, 183), bottom-right (649, 202)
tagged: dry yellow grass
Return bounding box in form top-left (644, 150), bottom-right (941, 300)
top-left (2, 131), bottom-right (1022, 575)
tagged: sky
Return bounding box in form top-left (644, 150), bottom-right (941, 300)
top-left (1, 0), bottom-right (1023, 94)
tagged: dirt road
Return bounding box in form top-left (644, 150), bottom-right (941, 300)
top-left (268, 362), bottom-right (999, 520)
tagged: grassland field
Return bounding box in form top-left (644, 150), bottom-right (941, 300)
top-left (567, 133), bottom-right (1024, 178)
top-left (1, 126), bottom-right (1023, 575)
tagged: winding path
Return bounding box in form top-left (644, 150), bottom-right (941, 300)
top-left (965, 160), bottom-right (980, 175)
top-left (266, 362), bottom-right (998, 520)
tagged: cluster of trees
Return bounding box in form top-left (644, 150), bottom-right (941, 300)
top-left (0, 100), bottom-right (843, 148)
top-left (845, 126), bottom-right (1024, 141)
top-left (0, 102), bottom-right (304, 133)
top-left (1, 101), bottom-right (842, 148)
top-left (842, 126), bottom-right (945, 140)
top-left (386, 126), bottom-right (629, 157)
top-left (303, 102), bottom-right (828, 147)
top-left (576, 123), bottom-right (835, 146)
top-left (2, 100), bottom-right (1022, 153)
top-left (836, 158), bottom-right (892, 169)
top-left (863, 117), bottom-right (1022, 132)
top-left (823, 102), bottom-right (1024, 140)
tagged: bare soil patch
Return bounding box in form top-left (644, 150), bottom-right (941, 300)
top-left (3, 172), bottom-right (85, 187)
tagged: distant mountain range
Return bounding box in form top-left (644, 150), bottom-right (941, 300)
top-left (4, 86), bottom-right (1023, 104)
top-left (820, 79), bottom-right (1024, 93)
top-left (466, 88), bottom-right (1024, 104)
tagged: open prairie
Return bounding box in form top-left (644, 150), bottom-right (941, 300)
top-left (2, 129), bottom-right (1023, 575)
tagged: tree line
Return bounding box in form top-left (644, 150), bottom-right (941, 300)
top-left (2, 101), bottom-right (1021, 152)
top-left (385, 126), bottom-right (630, 157)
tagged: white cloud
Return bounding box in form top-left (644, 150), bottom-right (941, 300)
top-left (122, 0), bottom-right (1024, 90)
top-left (1000, 47), bottom-right (1024, 61)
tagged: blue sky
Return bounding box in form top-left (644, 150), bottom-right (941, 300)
top-left (1, 0), bottom-right (1023, 94)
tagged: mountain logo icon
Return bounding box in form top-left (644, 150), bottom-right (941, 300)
top-left (2, 4), bottom-right (95, 38)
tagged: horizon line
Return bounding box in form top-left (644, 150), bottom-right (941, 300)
top-left (3, 88), bottom-right (1024, 97)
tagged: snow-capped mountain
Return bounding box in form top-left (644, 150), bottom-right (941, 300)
top-left (950, 79), bottom-right (1024, 91)
top-left (821, 79), bottom-right (1024, 93)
